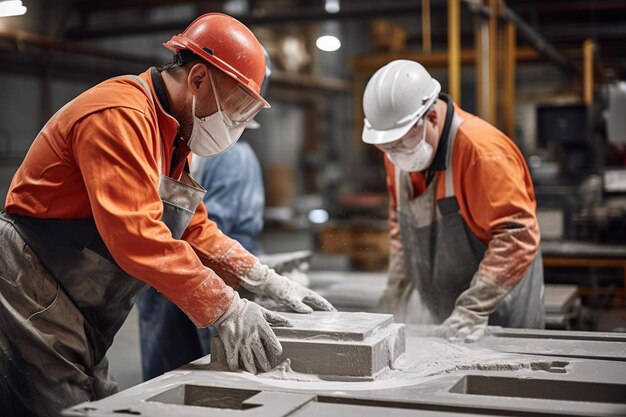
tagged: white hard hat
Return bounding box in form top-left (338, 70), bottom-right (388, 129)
top-left (362, 60), bottom-right (441, 145)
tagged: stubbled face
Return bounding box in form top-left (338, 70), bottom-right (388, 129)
top-left (179, 64), bottom-right (238, 140)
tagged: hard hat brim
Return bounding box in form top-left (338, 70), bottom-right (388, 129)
top-left (362, 119), bottom-right (415, 145)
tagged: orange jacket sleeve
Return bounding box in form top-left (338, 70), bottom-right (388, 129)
top-left (72, 107), bottom-right (235, 327)
top-left (456, 133), bottom-right (540, 289)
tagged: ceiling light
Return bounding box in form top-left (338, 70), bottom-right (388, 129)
top-left (316, 35), bottom-right (341, 52)
top-left (308, 209), bottom-right (329, 224)
top-left (325, 0), bottom-right (340, 14)
top-left (0, 0), bottom-right (27, 17)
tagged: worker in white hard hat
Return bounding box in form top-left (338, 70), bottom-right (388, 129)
top-left (362, 59), bottom-right (544, 342)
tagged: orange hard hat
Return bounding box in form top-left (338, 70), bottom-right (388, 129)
top-left (164, 13), bottom-right (269, 108)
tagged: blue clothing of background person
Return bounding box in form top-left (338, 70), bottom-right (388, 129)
top-left (192, 141), bottom-right (265, 255)
top-left (137, 141), bottom-right (265, 381)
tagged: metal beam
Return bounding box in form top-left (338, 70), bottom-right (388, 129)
top-left (65, 2), bottom-right (429, 39)
top-left (0, 30), bottom-right (158, 65)
top-left (72, 0), bottom-right (218, 13)
top-left (462, 0), bottom-right (578, 74)
top-left (500, 6), bottom-right (578, 73)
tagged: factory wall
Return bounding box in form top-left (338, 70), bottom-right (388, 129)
top-left (0, 1), bottom-right (577, 213)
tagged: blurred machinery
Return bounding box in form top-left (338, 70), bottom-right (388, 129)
top-left (532, 81), bottom-right (626, 244)
top-left (532, 81), bottom-right (626, 313)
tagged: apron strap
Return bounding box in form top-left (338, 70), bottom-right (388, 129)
top-left (396, 163), bottom-right (415, 212)
top-left (444, 113), bottom-right (464, 198)
top-left (114, 74), bottom-right (163, 175)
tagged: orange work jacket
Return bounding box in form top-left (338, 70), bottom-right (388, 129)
top-left (5, 69), bottom-right (255, 327)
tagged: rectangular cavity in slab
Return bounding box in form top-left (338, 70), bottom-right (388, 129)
top-left (147, 385), bottom-right (261, 409)
top-left (450, 375), bottom-right (626, 404)
top-left (273, 311), bottom-right (393, 341)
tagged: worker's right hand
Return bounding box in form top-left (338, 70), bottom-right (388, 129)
top-left (214, 292), bottom-right (293, 374)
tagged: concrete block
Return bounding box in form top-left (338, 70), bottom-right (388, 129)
top-left (210, 311), bottom-right (405, 380)
top-left (272, 311), bottom-right (393, 341)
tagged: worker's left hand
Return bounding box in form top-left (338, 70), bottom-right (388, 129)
top-left (437, 274), bottom-right (510, 343)
top-left (241, 261), bottom-right (336, 313)
top-left (438, 307), bottom-right (488, 343)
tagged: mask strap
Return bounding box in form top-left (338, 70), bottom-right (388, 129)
top-left (208, 70), bottom-right (224, 118)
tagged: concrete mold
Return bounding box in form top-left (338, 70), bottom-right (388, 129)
top-left (63, 315), bottom-right (626, 417)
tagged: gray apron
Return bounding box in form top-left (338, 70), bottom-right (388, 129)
top-left (397, 112), bottom-right (544, 328)
top-left (0, 75), bottom-right (206, 417)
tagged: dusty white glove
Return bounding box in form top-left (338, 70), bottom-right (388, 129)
top-left (214, 292), bottom-right (292, 374)
top-left (281, 265), bottom-right (310, 288)
top-left (241, 262), bottom-right (336, 313)
top-left (438, 307), bottom-right (488, 342)
top-left (438, 275), bottom-right (509, 343)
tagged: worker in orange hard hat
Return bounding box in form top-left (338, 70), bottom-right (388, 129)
top-left (0, 13), bottom-right (334, 416)
top-left (137, 46), bottom-right (273, 381)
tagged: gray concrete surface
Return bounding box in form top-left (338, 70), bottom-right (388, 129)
top-left (107, 306), bottom-right (143, 391)
top-left (64, 326), bottom-right (626, 417)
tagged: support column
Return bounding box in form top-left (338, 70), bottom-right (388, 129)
top-left (487, 0), bottom-right (498, 125)
top-left (503, 12), bottom-right (516, 138)
top-left (448, 0), bottom-right (461, 102)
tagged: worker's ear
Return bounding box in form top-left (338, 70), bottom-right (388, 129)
top-left (425, 105), bottom-right (438, 127)
top-left (187, 63), bottom-right (209, 95)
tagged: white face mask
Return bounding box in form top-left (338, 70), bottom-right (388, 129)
top-left (388, 122), bottom-right (433, 172)
top-left (187, 95), bottom-right (246, 157)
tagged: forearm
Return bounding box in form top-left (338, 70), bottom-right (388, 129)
top-left (477, 212), bottom-right (540, 290)
top-left (184, 203), bottom-right (258, 289)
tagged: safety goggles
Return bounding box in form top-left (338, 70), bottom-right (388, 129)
top-left (377, 118), bottom-right (426, 154)
top-left (209, 71), bottom-right (265, 128)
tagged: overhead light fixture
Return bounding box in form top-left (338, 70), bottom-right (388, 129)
top-left (308, 209), bottom-right (329, 224)
top-left (0, 0), bottom-right (27, 17)
top-left (223, 0), bottom-right (248, 15)
top-left (316, 35), bottom-right (341, 52)
top-left (325, 0), bottom-right (340, 14)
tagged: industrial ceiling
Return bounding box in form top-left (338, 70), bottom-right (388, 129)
top-left (1, 0), bottom-right (625, 82)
